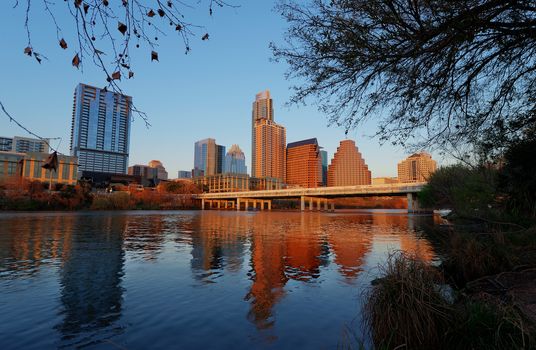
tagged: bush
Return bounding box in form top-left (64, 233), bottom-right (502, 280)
top-left (364, 252), bottom-right (453, 349)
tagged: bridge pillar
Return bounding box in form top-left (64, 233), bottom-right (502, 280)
top-left (236, 198), bottom-right (241, 211)
top-left (324, 199), bottom-right (328, 211)
top-left (301, 196), bottom-right (305, 211)
top-left (217, 201), bottom-right (221, 209)
top-left (309, 198), bottom-right (313, 211)
top-left (268, 200), bottom-right (272, 211)
top-left (330, 202), bottom-right (335, 212)
top-left (317, 199), bottom-right (321, 211)
top-left (260, 200), bottom-right (264, 211)
top-left (201, 198), bottom-right (205, 210)
top-left (407, 193), bottom-right (420, 213)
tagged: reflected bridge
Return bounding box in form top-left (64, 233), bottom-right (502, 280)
top-left (198, 183), bottom-right (427, 213)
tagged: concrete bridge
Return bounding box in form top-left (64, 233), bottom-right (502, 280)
top-left (198, 182), bottom-right (427, 213)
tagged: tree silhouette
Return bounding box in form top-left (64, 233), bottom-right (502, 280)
top-left (272, 0), bottom-right (536, 151)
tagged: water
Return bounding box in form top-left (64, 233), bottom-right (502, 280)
top-left (0, 210), bottom-right (436, 349)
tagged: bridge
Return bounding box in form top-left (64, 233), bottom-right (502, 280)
top-left (198, 182), bottom-right (427, 213)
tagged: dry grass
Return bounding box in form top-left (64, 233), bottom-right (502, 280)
top-left (364, 252), bottom-right (454, 349)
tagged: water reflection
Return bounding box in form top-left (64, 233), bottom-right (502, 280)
top-left (0, 210), bottom-right (436, 349)
top-left (57, 215), bottom-right (126, 348)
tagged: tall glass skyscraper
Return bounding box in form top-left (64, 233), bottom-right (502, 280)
top-left (70, 83), bottom-right (132, 174)
top-left (193, 138), bottom-right (225, 176)
top-left (251, 90), bottom-right (273, 177)
top-left (224, 144), bottom-right (247, 174)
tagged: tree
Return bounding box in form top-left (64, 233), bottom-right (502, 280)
top-left (272, 0), bottom-right (536, 151)
top-left (4, 0), bottom-right (235, 126)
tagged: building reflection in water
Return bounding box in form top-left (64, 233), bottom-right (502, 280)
top-left (189, 211), bottom-right (435, 333)
top-left (56, 214), bottom-right (126, 348)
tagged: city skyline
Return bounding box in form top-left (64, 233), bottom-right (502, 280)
top-left (0, 2), bottom-right (445, 179)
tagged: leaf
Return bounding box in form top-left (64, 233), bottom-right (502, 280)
top-left (158, 9), bottom-right (165, 17)
top-left (74, 0), bottom-right (82, 8)
top-left (35, 54), bottom-right (42, 64)
top-left (24, 46), bottom-right (32, 56)
top-left (151, 51), bottom-right (159, 61)
top-left (118, 22), bottom-right (127, 35)
top-left (94, 49), bottom-right (105, 55)
top-left (83, 3), bottom-right (89, 14)
top-left (202, 33), bottom-right (209, 41)
top-left (128, 71), bottom-right (134, 79)
top-left (59, 38), bottom-right (68, 49)
top-left (147, 9), bottom-right (155, 17)
top-left (121, 63), bottom-right (130, 69)
top-left (175, 24), bottom-right (182, 31)
top-left (111, 71), bottom-right (121, 80)
top-left (103, 0), bottom-right (109, 6)
top-left (167, 1), bottom-right (172, 7)
top-left (72, 53), bottom-right (80, 68)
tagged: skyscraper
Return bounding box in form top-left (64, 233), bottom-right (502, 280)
top-left (286, 138), bottom-right (322, 188)
top-left (397, 152), bottom-right (436, 183)
top-left (328, 140), bottom-right (371, 186)
top-left (70, 83), bottom-right (131, 174)
top-left (253, 119), bottom-right (286, 182)
top-left (251, 90), bottom-right (273, 177)
top-left (193, 138), bottom-right (226, 177)
top-left (224, 144), bottom-right (247, 174)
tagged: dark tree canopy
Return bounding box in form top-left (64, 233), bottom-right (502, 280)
top-left (272, 0), bottom-right (536, 150)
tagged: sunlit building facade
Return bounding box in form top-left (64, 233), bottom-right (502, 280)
top-left (253, 119), bottom-right (286, 182)
top-left (327, 139), bottom-right (371, 186)
top-left (148, 160), bottom-right (168, 180)
top-left (286, 138), bottom-right (322, 188)
top-left (70, 83), bottom-right (132, 174)
top-left (178, 170), bottom-right (192, 179)
top-left (251, 90), bottom-right (274, 177)
top-left (397, 152), bottom-right (437, 183)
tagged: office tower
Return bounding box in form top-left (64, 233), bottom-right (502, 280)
top-left (224, 144), bottom-right (247, 174)
top-left (178, 170), bottom-right (192, 179)
top-left (193, 138), bottom-right (225, 177)
top-left (397, 152), bottom-right (437, 183)
top-left (128, 164), bottom-right (157, 186)
top-left (320, 149), bottom-right (328, 186)
top-left (148, 160), bottom-right (168, 180)
top-left (70, 83), bottom-right (131, 174)
top-left (0, 136), bottom-right (49, 153)
top-left (286, 138), bottom-right (322, 188)
top-left (251, 90), bottom-right (273, 177)
top-left (253, 119), bottom-right (286, 182)
top-left (328, 139), bottom-right (372, 186)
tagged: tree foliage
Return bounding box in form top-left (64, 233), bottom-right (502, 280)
top-left (272, 0), bottom-right (536, 150)
top-left (13, 0), bottom-right (235, 124)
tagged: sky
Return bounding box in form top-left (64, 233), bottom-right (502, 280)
top-left (0, 1), bottom-right (444, 178)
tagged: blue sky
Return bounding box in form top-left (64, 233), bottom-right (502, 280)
top-left (0, 1), bottom-right (442, 178)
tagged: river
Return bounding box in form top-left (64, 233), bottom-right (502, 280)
top-left (0, 210), bottom-right (436, 349)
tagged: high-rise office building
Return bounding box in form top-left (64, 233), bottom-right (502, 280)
top-left (320, 149), bottom-right (328, 186)
top-left (251, 90), bottom-right (273, 177)
top-left (193, 138), bottom-right (226, 177)
top-left (224, 144), bottom-right (247, 174)
top-left (128, 164), bottom-right (157, 186)
top-left (0, 136), bottom-right (49, 153)
top-left (70, 83), bottom-right (132, 174)
top-left (148, 160), bottom-right (168, 180)
top-left (397, 152), bottom-right (436, 183)
top-left (178, 170), bottom-right (192, 179)
top-left (286, 138), bottom-right (322, 188)
top-left (253, 119), bottom-right (286, 182)
top-left (328, 140), bottom-right (371, 186)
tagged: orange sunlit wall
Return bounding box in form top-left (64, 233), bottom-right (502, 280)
top-left (286, 138), bottom-right (322, 188)
top-left (328, 139), bottom-right (372, 186)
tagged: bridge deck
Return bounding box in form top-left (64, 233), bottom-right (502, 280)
top-left (198, 182), bottom-right (425, 200)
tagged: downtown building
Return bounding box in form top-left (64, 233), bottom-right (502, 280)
top-left (328, 139), bottom-right (371, 186)
top-left (251, 90), bottom-right (286, 183)
top-left (224, 144), bottom-right (247, 174)
top-left (70, 83), bottom-right (132, 175)
top-left (148, 160), bottom-right (168, 181)
top-left (193, 138), bottom-right (225, 177)
top-left (286, 138), bottom-right (322, 188)
top-left (397, 152), bottom-right (436, 183)
top-left (0, 136), bottom-right (50, 153)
